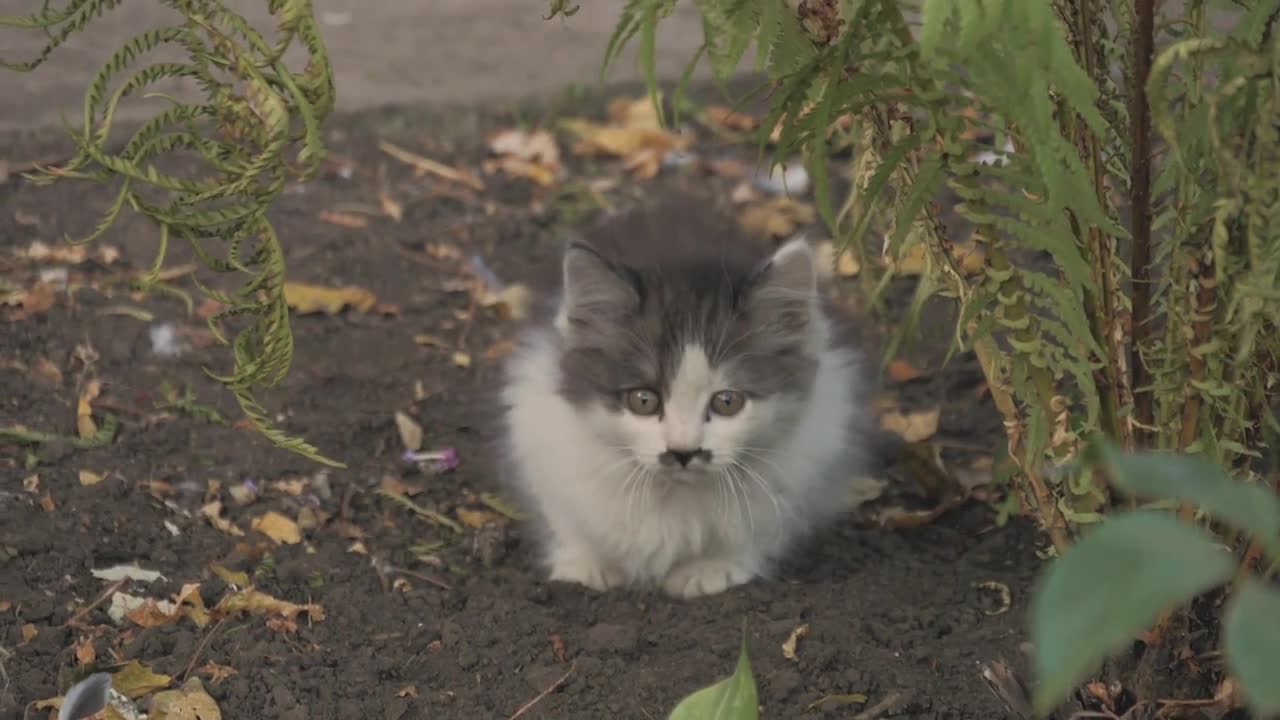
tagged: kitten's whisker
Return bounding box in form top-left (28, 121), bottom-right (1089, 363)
top-left (725, 464), bottom-right (755, 535)
top-left (734, 459), bottom-right (790, 531)
top-left (734, 448), bottom-right (787, 478)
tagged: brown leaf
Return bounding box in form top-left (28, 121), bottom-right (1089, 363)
top-left (886, 360), bottom-right (926, 383)
top-left (23, 474), bottom-right (39, 493)
top-left (781, 623), bottom-right (808, 662)
top-left (703, 104), bottom-right (758, 131)
top-left (201, 501), bottom-right (244, 536)
top-left (488, 128), bottom-right (561, 169)
top-left (73, 636), bottom-right (96, 666)
top-left (396, 685), bottom-right (419, 698)
top-left (283, 282), bottom-right (377, 315)
top-left (737, 197), bottom-right (816, 239)
top-left (197, 662), bottom-right (238, 684)
top-left (20, 623), bottom-right (37, 643)
top-left (39, 492), bottom-right (55, 512)
top-left (20, 282), bottom-right (56, 314)
top-left (607, 95), bottom-right (663, 129)
top-left (451, 351), bottom-right (472, 369)
top-left (126, 599), bottom-right (182, 628)
top-left (879, 406), bottom-right (942, 443)
top-left (560, 118), bottom-right (691, 177)
top-left (250, 511), bottom-right (302, 545)
top-left (78, 470), bottom-right (104, 486)
top-left (318, 209), bottom-right (369, 229)
top-left (31, 357), bottom-right (63, 386)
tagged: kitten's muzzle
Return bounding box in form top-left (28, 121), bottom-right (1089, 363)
top-left (660, 448), bottom-right (712, 468)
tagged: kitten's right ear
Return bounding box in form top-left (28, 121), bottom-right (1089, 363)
top-left (557, 239), bottom-right (638, 335)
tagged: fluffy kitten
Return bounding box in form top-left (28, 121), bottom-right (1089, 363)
top-left (499, 200), bottom-right (870, 598)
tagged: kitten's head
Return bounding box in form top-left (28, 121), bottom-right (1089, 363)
top-left (553, 235), bottom-right (823, 478)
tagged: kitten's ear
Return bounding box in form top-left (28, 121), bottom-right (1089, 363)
top-left (557, 239), bottom-right (638, 335)
top-left (749, 238), bottom-right (818, 332)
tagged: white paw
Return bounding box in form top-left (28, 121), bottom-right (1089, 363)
top-left (548, 552), bottom-right (624, 592)
top-left (662, 559), bottom-right (756, 599)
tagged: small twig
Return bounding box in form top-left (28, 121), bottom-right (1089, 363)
top-left (395, 568), bottom-right (452, 591)
top-left (852, 691), bottom-right (907, 720)
top-left (508, 661), bottom-right (576, 720)
top-left (179, 617), bottom-right (227, 682)
top-left (63, 580), bottom-right (125, 628)
top-left (1129, 0), bottom-right (1156, 443)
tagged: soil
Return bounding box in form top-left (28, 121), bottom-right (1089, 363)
top-left (0, 84), bottom-right (1044, 720)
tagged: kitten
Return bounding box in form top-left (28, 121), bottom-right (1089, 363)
top-left (499, 199), bottom-right (871, 598)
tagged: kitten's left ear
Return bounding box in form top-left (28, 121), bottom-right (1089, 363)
top-left (749, 238), bottom-right (818, 331)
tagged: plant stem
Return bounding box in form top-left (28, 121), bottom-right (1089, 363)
top-left (1129, 0), bottom-right (1156, 445)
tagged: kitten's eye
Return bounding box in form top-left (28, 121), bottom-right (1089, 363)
top-left (624, 388), bottom-right (662, 416)
top-left (709, 390), bottom-right (746, 417)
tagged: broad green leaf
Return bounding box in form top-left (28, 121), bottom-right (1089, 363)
top-left (1030, 512), bottom-right (1234, 714)
top-left (1223, 580), bottom-right (1280, 716)
top-left (668, 631), bottom-right (758, 720)
top-left (1096, 442), bottom-right (1280, 554)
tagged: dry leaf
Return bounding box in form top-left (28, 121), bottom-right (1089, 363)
top-left (879, 406), bottom-right (942, 443)
top-left (23, 474), bottom-right (39, 493)
top-left (112, 659), bottom-right (172, 699)
top-left (456, 507), bottom-right (503, 528)
top-left (40, 492), bottom-right (55, 512)
top-left (31, 357), bottom-right (63, 386)
top-left (413, 333), bottom-right (449, 348)
top-left (451, 351), bottom-right (472, 369)
top-left (283, 282), bottom-right (377, 315)
top-left (212, 588), bottom-right (324, 623)
top-left (952, 241), bottom-right (987, 275)
top-left (394, 411), bottom-right (424, 452)
top-left (486, 128), bottom-right (561, 186)
top-left (886, 360), bottom-right (925, 383)
top-left (837, 250), bottom-right (860, 277)
top-left (21, 282), bottom-right (56, 314)
top-left (78, 470), bottom-right (104, 486)
top-left (20, 623), bottom-right (37, 643)
top-left (704, 104), bottom-right (758, 131)
top-left (76, 380), bottom-right (101, 439)
top-left (197, 662), bottom-right (238, 684)
top-left (378, 140), bottom-right (484, 190)
top-left (378, 192), bottom-right (404, 222)
top-left (482, 156), bottom-right (558, 186)
top-left (251, 511), bottom-right (302, 545)
top-left (781, 623), bottom-right (808, 662)
top-left (480, 282), bottom-right (531, 321)
top-left (149, 676), bottom-right (222, 719)
top-left (607, 95), bottom-right (663, 129)
top-left (737, 197), bottom-right (816, 239)
top-left (73, 636), bottom-right (96, 666)
top-left (318, 209), bottom-right (368, 229)
top-left (26, 240), bottom-right (87, 264)
top-left (559, 118), bottom-right (691, 178)
top-left (209, 564), bottom-right (250, 587)
top-left (396, 685), bottom-right (419, 698)
top-left (126, 599), bottom-right (182, 628)
top-left (200, 501), bottom-right (244, 537)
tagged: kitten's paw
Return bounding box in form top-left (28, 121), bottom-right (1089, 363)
top-left (548, 554), bottom-right (624, 592)
top-left (662, 559), bottom-right (756, 598)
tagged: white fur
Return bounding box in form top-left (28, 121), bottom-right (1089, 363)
top-left (500, 242), bottom-right (866, 598)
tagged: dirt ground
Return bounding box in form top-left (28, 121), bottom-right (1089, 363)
top-left (0, 79), bottom-right (1043, 719)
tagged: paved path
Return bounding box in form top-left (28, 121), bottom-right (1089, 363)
top-left (0, 0), bottom-right (711, 132)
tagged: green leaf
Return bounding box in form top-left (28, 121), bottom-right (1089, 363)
top-left (1030, 512), bottom-right (1234, 714)
top-left (1095, 442), bottom-right (1280, 554)
top-left (668, 628), bottom-right (758, 720)
top-left (1223, 580), bottom-right (1280, 716)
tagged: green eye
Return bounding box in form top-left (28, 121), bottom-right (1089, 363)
top-left (709, 390), bottom-right (745, 417)
top-left (624, 388), bottom-right (661, 416)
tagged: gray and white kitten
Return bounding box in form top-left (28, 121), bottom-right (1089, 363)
top-left (499, 201), bottom-right (870, 598)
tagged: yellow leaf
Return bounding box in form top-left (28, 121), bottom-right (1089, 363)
top-left (283, 282), bottom-right (377, 315)
top-left (78, 470), bottom-right (104, 486)
top-left (879, 406), bottom-right (942, 443)
top-left (456, 507), bottom-right (503, 528)
top-left (394, 411), bottom-right (424, 452)
top-left (200, 501), bottom-right (244, 537)
top-left (488, 128), bottom-right (561, 168)
top-left (212, 589), bottom-right (324, 623)
top-left (209, 564), bottom-right (250, 587)
top-left (559, 118), bottom-right (691, 159)
top-left (837, 250), bottom-right (861, 277)
top-left (451, 351), bottom-right (472, 369)
top-left (251, 511), bottom-right (301, 545)
top-left (480, 282), bottom-right (531, 321)
top-left (781, 623), bottom-right (808, 662)
top-left (149, 676), bottom-right (222, 720)
top-left (113, 659), bottom-right (173, 699)
top-left (76, 379), bottom-right (101, 440)
top-left (737, 197), bottom-right (816, 239)
top-left (607, 95), bottom-right (663, 129)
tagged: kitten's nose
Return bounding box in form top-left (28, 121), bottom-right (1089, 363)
top-left (661, 448), bottom-right (708, 468)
